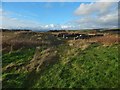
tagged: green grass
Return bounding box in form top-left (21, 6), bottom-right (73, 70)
top-left (2, 48), bottom-right (36, 88)
top-left (2, 48), bottom-right (35, 67)
top-left (2, 46), bottom-right (50, 88)
top-left (2, 72), bottom-right (28, 88)
top-left (33, 44), bottom-right (119, 88)
top-left (2, 43), bottom-right (119, 88)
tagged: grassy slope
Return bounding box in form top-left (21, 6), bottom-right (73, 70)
top-left (2, 31), bottom-right (119, 88)
top-left (33, 44), bottom-right (119, 88)
top-left (2, 43), bottom-right (119, 88)
top-left (2, 48), bottom-right (35, 88)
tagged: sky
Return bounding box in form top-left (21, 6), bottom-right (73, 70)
top-left (0, 0), bottom-right (119, 30)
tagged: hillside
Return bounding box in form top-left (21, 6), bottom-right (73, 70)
top-left (1, 29), bottom-right (120, 88)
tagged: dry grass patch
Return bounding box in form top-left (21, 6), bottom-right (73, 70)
top-left (67, 39), bottom-right (90, 50)
top-left (88, 34), bottom-right (119, 45)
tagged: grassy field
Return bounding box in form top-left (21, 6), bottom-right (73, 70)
top-left (33, 44), bottom-right (119, 88)
top-left (2, 30), bottom-right (120, 88)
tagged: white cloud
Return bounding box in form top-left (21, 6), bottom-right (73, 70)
top-left (1, 15), bottom-right (42, 30)
top-left (73, 1), bottom-right (118, 29)
top-left (0, 9), bottom-right (43, 30)
top-left (73, 11), bottom-right (118, 29)
top-left (1, 12), bottom-right (76, 30)
top-left (74, 1), bottom-right (116, 16)
top-left (1, 9), bottom-right (67, 30)
top-left (50, 24), bottom-right (54, 28)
